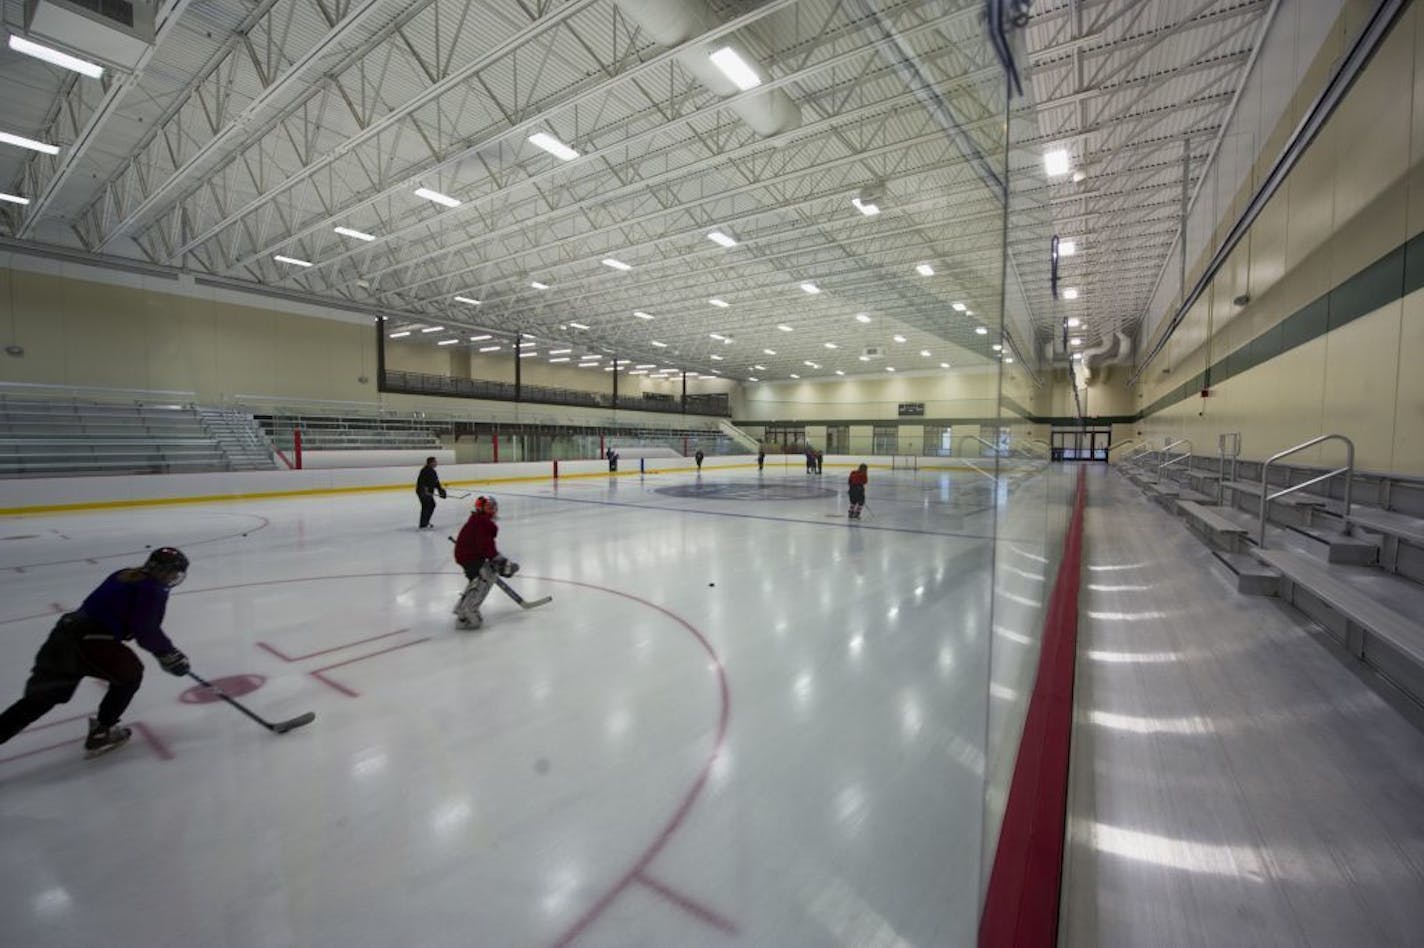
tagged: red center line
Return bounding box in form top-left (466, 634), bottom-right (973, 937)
top-left (257, 627), bottom-right (410, 663)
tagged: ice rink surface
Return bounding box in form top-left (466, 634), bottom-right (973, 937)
top-left (0, 465), bottom-right (1014, 948)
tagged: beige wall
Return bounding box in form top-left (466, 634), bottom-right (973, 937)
top-left (734, 367), bottom-right (1006, 422)
top-left (1137, 3), bottom-right (1424, 475)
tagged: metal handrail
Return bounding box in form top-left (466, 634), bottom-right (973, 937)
top-left (1154, 439), bottom-right (1192, 482)
top-left (1107, 439), bottom-right (1140, 456)
top-left (1257, 434), bottom-right (1354, 548)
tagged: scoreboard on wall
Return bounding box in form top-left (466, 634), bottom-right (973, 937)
top-left (897, 403), bottom-right (925, 416)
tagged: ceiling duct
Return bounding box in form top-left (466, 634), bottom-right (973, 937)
top-left (614, 0), bottom-right (800, 137)
top-left (1081, 331), bottom-right (1133, 383)
top-left (25, 0), bottom-right (155, 69)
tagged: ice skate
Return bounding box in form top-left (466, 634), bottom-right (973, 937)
top-left (84, 717), bottom-right (132, 758)
top-left (455, 610), bottom-right (482, 630)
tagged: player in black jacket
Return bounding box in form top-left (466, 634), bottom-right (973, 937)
top-left (416, 456), bottom-right (447, 529)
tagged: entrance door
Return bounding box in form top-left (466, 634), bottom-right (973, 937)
top-left (1051, 428), bottom-right (1111, 461)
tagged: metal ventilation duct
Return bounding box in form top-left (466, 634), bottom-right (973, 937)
top-left (25, 0), bottom-right (155, 68)
top-left (615, 0), bottom-right (800, 137)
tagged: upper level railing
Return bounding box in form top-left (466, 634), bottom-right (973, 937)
top-left (381, 369), bottom-right (731, 418)
top-left (1258, 434), bottom-right (1354, 549)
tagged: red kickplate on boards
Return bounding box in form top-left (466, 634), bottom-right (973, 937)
top-left (179, 674), bottom-right (266, 703)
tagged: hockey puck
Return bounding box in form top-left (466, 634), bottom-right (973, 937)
top-left (534, 758), bottom-right (550, 775)
top-left (708, 582), bottom-right (715, 587)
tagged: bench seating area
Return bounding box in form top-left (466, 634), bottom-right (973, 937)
top-left (1118, 447), bottom-right (1424, 710)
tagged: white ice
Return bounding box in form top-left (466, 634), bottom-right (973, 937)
top-left (0, 466), bottom-right (1007, 948)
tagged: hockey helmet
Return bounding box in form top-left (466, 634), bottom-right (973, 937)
top-left (144, 547), bottom-right (189, 588)
top-left (474, 495), bottom-right (499, 516)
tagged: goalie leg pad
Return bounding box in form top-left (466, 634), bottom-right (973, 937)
top-left (455, 566), bottom-right (496, 624)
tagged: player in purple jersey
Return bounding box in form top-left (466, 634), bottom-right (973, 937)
top-left (0, 548), bottom-right (192, 758)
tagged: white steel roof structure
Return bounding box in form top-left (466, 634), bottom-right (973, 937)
top-left (0, 0), bottom-right (1273, 381)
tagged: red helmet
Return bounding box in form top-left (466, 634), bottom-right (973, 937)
top-left (474, 495), bottom-right (498, 516)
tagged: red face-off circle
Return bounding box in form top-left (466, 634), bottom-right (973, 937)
top-left (179, 674), bottom-right (266, 704)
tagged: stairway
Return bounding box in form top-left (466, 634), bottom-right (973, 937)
top-left (197, 407), bottom-right (279, 471)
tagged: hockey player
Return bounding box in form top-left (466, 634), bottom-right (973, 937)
top-left (0, 548), bottom-right (192, 758)
top-left (452, 496), bottom-right (519, 629)
top-left (416, 456), bottom-right (447, 529)
top-left (847, 463), bottom-right (869, 519)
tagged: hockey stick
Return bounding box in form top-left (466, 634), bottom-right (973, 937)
top-left (187, 671), bottom-right (316, 734)
top-left (494, 575), bottom-right (552, 609)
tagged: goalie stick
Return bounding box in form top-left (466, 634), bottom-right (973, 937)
top-left (493, 574), bottom-right (552, 610)
top-left (187, 671), bottom-right (316, 734)
top-left (447, 536), bottom-right (553, 609)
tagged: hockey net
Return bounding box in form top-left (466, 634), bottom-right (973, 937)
top-left (891, 455), bottom-right (919, 471)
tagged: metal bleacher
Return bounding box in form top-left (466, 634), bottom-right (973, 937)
top-left (0, 385), bottom-right (278, 478)
top-left (1118, 435), bottom-right (1424, 708)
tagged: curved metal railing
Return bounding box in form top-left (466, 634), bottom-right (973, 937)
top-left (1257, 434), bottom-right (1354, 549)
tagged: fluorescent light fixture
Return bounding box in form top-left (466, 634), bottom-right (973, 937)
top-left (748, 377), bottom-right (759, 382)
top-left (1072, 170), bottom-right (1087, 183)
top-left (582, 354), bottom-right (601, 360)
top-left (975, 326), bottom-right (988, 335)
top-left (1070, 337), bottom-right (1083, 347)
top-left (629, 370), bottom-right (648, 375)
top-left (635, 364), bottom-right (655, 369)
top-left (707, 231), bottom-right (737, 248)
top-left (916, 263), bottom-right (934, 276)
top-left (789, 373), bottom-right (800, 379)
top-left (273, 254), bottom-right (312, 267)
top-left (569, 321), bottom-right (590, 329)
top-left (414, 187), bottom-right (460, 207)
top-left (763, 349), bottom-right (776, 355)
top-left (709, 298), bottom-right (729, 308)
top-left (437, 339), bottom-right (459, 346)
top-left (952, 302), bottom-right (967, 312)
top-left (965, 310), bottom-right (974, 316)
top-left (528, 132), bottom-right (579, 161)
top-left (1066, 317), bottom-right (1081, 328)
top-left (835, 370), bottom-right (845, 376)
top-left (454, 295), bottom-right (481, 305)
top-left (468, 334), bottom-right (492, 341)
top-left (940, 362), bottom-right (950, 369)
top-left (531, 281), bottom-right (549, 290)
top-left (824, 342), bottom-right (838, 349)
top-left (709, 333), bottom-right (725, 341)
top-left (992, 344), bottom-right (1002, 351)
top-left (334, 226), bottom-right (376, 241)
top-left (1044, 149), bottom-right (1071, 177)
top-left (893, 334), bottom-right (906, 343)
top-left (0, 192), bottom-right (30, 205)
top-left (8, 35), bottom-right (103, 78)
top-left (1063, 287), bottom-right (1079, 300)
top-left (549, 357), bottom-right (570, 363)
top-left (776, 324), bottom-right (794, 332)
top-left (1005, 357), bottom-right (1015, 363)
top-left (859, 355), bottom-right (869, 362)
top-left (885, 367), bottom-right (896, 372)
top-left (855, 313), bottom-right (871, 323)
top-left (479, 345), bottom-right (501, 352)
top-left (602, 258), bottom-right (631, 271)
top-left (1072, 352), bottom-right (1083, 360)
top-left (549, 349), bottom-right (571, 355)
top-left (803, 360), bottom-right (817, 367)
top-left (650, 340), bottom-right (667, 347)
top-left (753, 364), bottom-right (766, 370)
top-left (800, 282), bottom-right (820, 294)
top-left (710, 354), bottom-right (723, 361)
top-left (519, 351), bottom-right (538, 358)
top-left (389, 331), bottom-right (411, 338)
top-left (920, 350), bottom-right (931, 357)
top-left (851, 197), bottom-right (879, 216)
top-left (421, 326), bottom-right (444, 333)
top-left (709, 46), bottom-right (761, 91)
top-left (1059, 240), bottom-right (1077, 256)
top-left (634, 311), bottom-right (654, 320)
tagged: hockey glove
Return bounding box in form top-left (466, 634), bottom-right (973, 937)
top-left (497, 558), bottom-right (520, 578)
top-left (439, 489), bottom-right (448, 499)
top-left (158, 650), bottom-right (190, 677)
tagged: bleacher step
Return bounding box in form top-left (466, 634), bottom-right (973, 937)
top-left (1253, 547), bottom-right (1424, 703)
top-left (1212, 550), bottom-right (1281, 596)
top-left (1285, 524), bottom-right (1379, 565)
